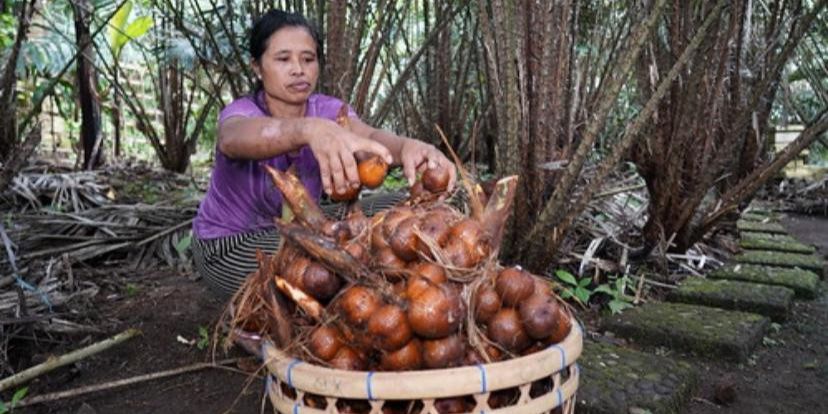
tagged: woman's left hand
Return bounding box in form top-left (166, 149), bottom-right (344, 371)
top-left (400, 139), bottom-right (456, 191)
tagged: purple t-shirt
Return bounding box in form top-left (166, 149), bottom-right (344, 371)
top-left (193, 93), bottom-right (356, 239)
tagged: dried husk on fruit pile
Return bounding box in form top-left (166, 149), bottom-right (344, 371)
top-left (226, 106), bottom-right (570, 383)
top-left (226, 162), bottom-right (572, 373)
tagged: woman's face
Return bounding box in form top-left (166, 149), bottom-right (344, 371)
top-left (254, 26), bottom-right (319, 106)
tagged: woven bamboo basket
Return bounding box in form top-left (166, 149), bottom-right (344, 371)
top-left (262, 323), bottom-right (582, 414)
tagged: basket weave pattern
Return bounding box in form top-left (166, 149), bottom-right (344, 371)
top-left (264, 324), bottom-right (583, 414)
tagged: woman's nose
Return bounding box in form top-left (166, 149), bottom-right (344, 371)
top-left (290, 59), bottom-right (304, 76)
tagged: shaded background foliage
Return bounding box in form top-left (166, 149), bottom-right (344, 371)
top-left (1, 0), bottom-right (826, 273)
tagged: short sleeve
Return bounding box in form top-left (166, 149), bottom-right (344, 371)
top-left (307, 94), bottom-right (360, 122)
top-left (218, 96), bottom-right (266, 125)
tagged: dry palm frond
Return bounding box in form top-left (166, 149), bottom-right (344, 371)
top-left (1, 203), bottom-right (197, 275)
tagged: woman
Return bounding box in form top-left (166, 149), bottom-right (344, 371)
top-left (193, 10), bottom-right (455, 296)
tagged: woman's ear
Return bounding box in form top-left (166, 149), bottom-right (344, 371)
top-left (251, 60), bottom-right (262, 79)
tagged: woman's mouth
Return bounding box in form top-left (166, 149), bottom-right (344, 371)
top-left (287, 82), bottom-right (311, 92)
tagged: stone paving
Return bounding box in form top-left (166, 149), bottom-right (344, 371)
top-left (601, 302), bottom-right (769, 362)
top-left (736, 220), bottom-right (788, 234)
top-left (739, 232), bottom-right (816, 254)
top-left (578, 210), bottom-right (826, 413)
top-left (734, 250), bottom-right (825, 275)
top-left (576, 342), bottom-right (699, 414)
top-left (667, 278), bottom-right (794, 321)
top-left (710, 264), bottom-right (820, 298)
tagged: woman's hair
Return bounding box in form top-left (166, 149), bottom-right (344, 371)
top-left (249, 9), bottom-right (322, 64)
top-left (249, 9), bottom-right (322, 112)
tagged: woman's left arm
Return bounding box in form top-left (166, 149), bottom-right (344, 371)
top-left (349, 118), bottom-right (456, 190)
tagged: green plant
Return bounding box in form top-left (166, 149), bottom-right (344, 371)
top-left (175, 231), bottom-right (192, 255)
top-left (125, 283), bottom-right (139, 297)
top-left (380, 167), bottom-right (410, 191)
top-left (196, 325), bottom-right (209, 350)
top-left (0, 386), bottom-right (29, 414)
top-left (593, 276), bottom-right (634, 314)
top-left (0, 13), bottom-right (15, 49)
top-left (554, 269), bottom-right (594, 305)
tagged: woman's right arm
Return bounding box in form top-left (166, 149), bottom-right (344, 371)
top-left (218, 116), bottom-right (306, 160)
top-left (218, 116), bottom-right (392, 196)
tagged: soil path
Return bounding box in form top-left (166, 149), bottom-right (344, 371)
top-left (18, 272), bottom-right (263, 414)
top-left (688, 213), bottom-right (828, 414)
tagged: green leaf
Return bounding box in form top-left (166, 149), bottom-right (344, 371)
top-left (122, 16), bottom-right (153, 45)
top-left (555, 270), bottom-right (577, 286)
top-left (197, 326), bottom-right (210, 350)
top-left (0, 400), bottom-right (8, 414)
top-left (574, 287), bottom-right (591, 304)
top-left (11, 387), bottom-right (27, 406)
top-left (109, 1), bottom-right (133, 55)
top-left (560, 288), bottom-right (574, 299)
top-left (593, 284), bottom-right (615, 295)
top-left (608, 299), bottom-right (633, 314)
top-left (175, 232), bottom-right (192, 255)
top-left (578, 277), bottom-right (592, 288)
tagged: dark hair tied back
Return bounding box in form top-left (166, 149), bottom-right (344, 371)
top-left (249, 9), bottom-right (322, 63)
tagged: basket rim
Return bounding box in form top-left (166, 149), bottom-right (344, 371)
top-left (262, 323), bottom-right (583, 400)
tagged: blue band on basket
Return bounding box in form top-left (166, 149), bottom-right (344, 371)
top-left (556, 388), bottom-right (563, 407)
top-left (552, 344), bottom-right (567, 368)
top-left (287, 359), bottom-right (303, 388)
top-left (293, 402), bottom-right (300, 414)
top-left (475, 363), bottom-right (488, 393)
top-left (366, 371), bottom-right (375, 400)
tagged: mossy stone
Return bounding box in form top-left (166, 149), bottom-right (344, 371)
top-left (736, 220), bottom-right (788, 234)
top-left (741, 212), bottom-right (781, 222)
top-left (740, 235), bottom-right (816, 254)
top-left (667, 278), bottom-right (794, 321)
top-left (577, 341), bottom-right (699, 414)
top-left (709, 264), bottom-right (819, 298)
top-left (734, 250), bottom-right (825, 275)
top-left (601, 302), bottom-right (769, 362)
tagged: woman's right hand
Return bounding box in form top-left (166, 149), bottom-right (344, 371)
top-left (302, 118), bottom-right (393, 197)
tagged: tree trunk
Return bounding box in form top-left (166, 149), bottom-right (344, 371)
top-left (633, 0), bottom-right (826, 255)
top-left (113, 70), bottom-right (122, 158)
top-left (73, 0), bottom-right (103, 170)
top-left (0, 0), bottom-right (39, 193)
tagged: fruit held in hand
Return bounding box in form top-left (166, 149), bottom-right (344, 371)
top-left (331, 185), bottom-right (360, 202)
top-left (422, 167), bottom-right (450, 193)
top-left (358, 155), bottom-right (388, 189)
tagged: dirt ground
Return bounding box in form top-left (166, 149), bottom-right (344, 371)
top-left (688, 213), bottom-right (828, 414)
top-left (15, 272), bottom-right (264, 414)
top-left (7, 214), bottom-right (828, 414)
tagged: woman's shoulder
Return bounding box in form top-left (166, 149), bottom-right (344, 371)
top-left (219, 94), bottom-right (266, 124)
top-left (308, 93), bottom-right (358, 120)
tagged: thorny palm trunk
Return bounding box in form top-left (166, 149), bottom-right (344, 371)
top-left (478, 0), bottom-right (577, 260)
top-left (634, 0), bottom-right (827, 254)
top-left (73, 0), bottom-right (103, 170)
top-left (480, 0), bottom-right (670, 271)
